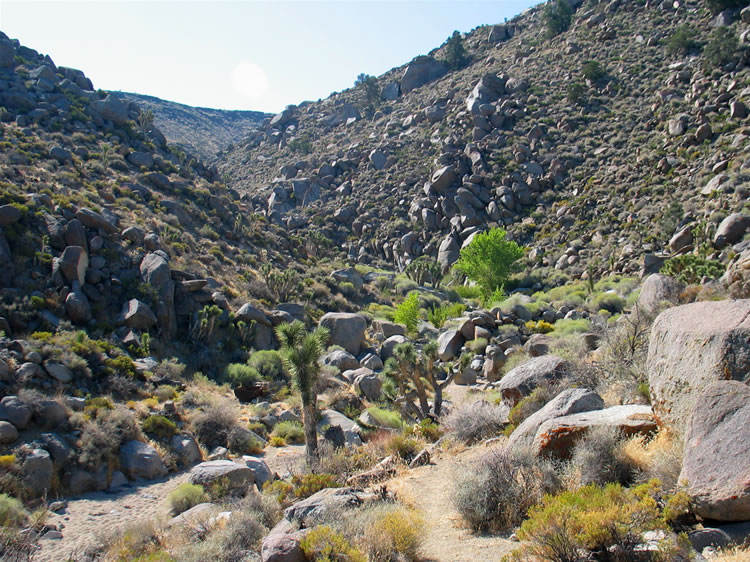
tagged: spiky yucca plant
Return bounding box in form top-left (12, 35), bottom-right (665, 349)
top-left (276, 320), bottom-right (330, 464)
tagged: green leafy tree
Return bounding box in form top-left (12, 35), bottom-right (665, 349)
top-left (276, 320), bottom-right (330, 464)
top-left (453, 228), bottom-right (524, 299)
top-left (393, 291), bottom-right (420, 335)
top-left (543, 0), bottom-right (573, 38)
top-left (444, 31), bottom-right (469, 70)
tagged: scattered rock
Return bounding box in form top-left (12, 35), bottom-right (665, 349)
top-left (319, 313), bottom-right (367, 355)
top-left (119, 440), bottom-right (168, 480)
top-left (498, 356), bottom-right (571, 406)
top-left (189, 460), bottom-right (254, 494)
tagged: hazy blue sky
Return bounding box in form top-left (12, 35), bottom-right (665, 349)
top-left (1, 1), bottom-right (537, 113)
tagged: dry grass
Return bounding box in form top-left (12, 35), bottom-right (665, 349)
top-left (711, 546), bottom-right (750, 561)
top-left (621, 429), bottom-right (683, 491)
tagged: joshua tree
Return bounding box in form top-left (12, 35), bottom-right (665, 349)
top-left (276, 320), bottom-right (330, 464)
top-left (387, 341), bottom-right (455, 421)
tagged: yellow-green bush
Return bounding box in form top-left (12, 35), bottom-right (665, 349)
top-left (525, 320), bottom-right (553, 334)
top-left (511, 481), bottom-right (689, 561)
top-left (0, 494), bottom-right (26, 527)
top-left (167, 483), bottom-right (208, 515)
top-left (271, 421), bottom-right (305, 444)
top-left (361, 505), bottom-right (424, 561)
top-left (142, 415), bottom-right (177, 439)
top-left (300, 525), bottom-right (366, 562)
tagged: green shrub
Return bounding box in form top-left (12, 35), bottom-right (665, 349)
top-left (410, 418), bottom-right (442, 442)
top-left (508, 386), bottom-right (556, 429)
top-left (300, 525), bottom-right (366, 562)
top-left (142, 415), bottom-right (177, 439)
top-left (393, 291), bottom-right (420, 334)
top-left (153, 385), bottom-right (178, 403)
top-left (566, 82), bottom-right (585, 105)
top-left (590, 292), bottom-right (626, 314)
top-left (666, 24), bottom-right (700, 55)
top-left (703, 27), bottom-right (738, 69)
top-left (453, 447), bottom-right (560, 533)
top-left (660, 254), bottom-right (725, 285)
top-left (513, 481), bottom-right (690, 561)
top-left (444, 30), bottom-right (469, 70)
top-left (550, 318), bottom-right (591, 337)
top-left (581, 60), bottom-right (605, 82)
top-left (427, 302), bottom-right (466, 328)
top-left (453, 284), bottom-right (483, 300)
top-left (248, 350), bottom-right (285, 380)
top-left (167, 483), bottom-right (208, 515)
top-left (224, 363), bottom-right (263, 388)
top-left (453, 228), bottom-right (524, 299)
top-left (271, 421), bottom-right (305, 444)
top-left (543, 0), bottom-right (573, 38)
top-left (0, 494), bottom-right (26, 527)
top-left (467, 337), bottom-right (488, 353)
top-left (292, 473), bottom-right (341, 499)
top-left (525, 320), bottom-right (554, 334)
top-left (363, 407), bottom-right (403, 429)
top-left (384, 434), bottom-right (422, 462)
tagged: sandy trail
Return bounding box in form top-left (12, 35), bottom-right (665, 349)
top-left (35, 445), bottom-right (306, 561)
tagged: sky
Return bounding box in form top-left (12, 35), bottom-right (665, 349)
top-left (0, 1), bottom-right (538, 114)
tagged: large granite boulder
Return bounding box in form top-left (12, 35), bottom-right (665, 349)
top-left (321, 349), bottom-right (359, 372)
top-left (679, 381), bottom-right (750, 521)
top-left (532, 405), bottom-right (657, 459)
top-left (284, 487), bottom-right (362, 527)
top-left (508, 388), bottom-right (604, 450)
top-left (119, 440), bottom-right (168, 480)
top-left (647, 300), bottom-right (750, 429)
top-left (0, 396), bottom-right (32, 430)
top-left (498, 355), bottom-right (571, 406)
top-left (22, 449), bottom-right (53, 497)
top-left (261, 519), bottom-right (306, 562)
top-left (317, 410), bottom-right (362, 446)
top-left (400, 56), bottom-right (447, 93)
top-left (635, 274), bottom-right (685, 316)
top-left (189, 460), bottom-right (254, 494)
top-left (319, 313), bottom-right (366, 355)
top-left (437, 329), bottom-right (464, 361)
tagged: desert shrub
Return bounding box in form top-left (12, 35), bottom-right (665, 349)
top-left (0, 455), bottom-right (15, 470)
top-left (666, 24), bottom-right (700, 55)
top-left (383, 433), bottom-right (422, 462)
top-left (427, 302), bottom-right (465, 328)
top-left (84, 396), bottom-right (114, 417)
top-left (190, 404), bottom-right (238, 449)
top-left (590, 292), bottom-right (626, 314)
top-left (660, 254), bottom-right (725, 285)
top-left (445, 401), bottom-right (507, 443)
top-left (454, 447), bottom-right (560, 533)
top-left (168, 483), bottom-right (208, 515)
top-left (79, 407), bottom-right (142, 470)
top-left (0, 494), bottom-right (26, 527)
top-left (512, 481), bottom-right (692, 561)
top-left (99, 521), bottom-right (166, 561)
top-left (525, 319), bottom-right (553, 334)
top-left (467, 337), bottom-right (488, 353)
top-left (703, 27), bottom-right (738, 69)
top-left (567, 82), bottom-right (585, 105)
top-left (550, 317), bottom-right (591, 336)
top-left (247, 350), bottom-right (284, 380)
top-left (300, 525), bottom-right (366, 562)
top-left (153, 385), bottom-right (178, 402)
top-left (363, 407), bottom-right (404, 429)
top-left (224, 363), bottom-right (263, 388)
top-left (227, 427), bottom-right (264, 455)
top-left (582, 60), bottom-right (605, 82)
top-left (543, 0), bottom-right (573, 38)
top-left (316, 442), bottom-right (378, 481)
top-left (204, 509), bottom-right (267, 560)
top-left (263, 480), bottom-right (295, 505)
top-left (269, 436), bottom-right (286, 447)
top-left (271, 421), bottom-right (304, 444)
top-left (361, 504), bottom-right (424, 561)
top-left (562, 425), bottom-right (633, 490)
top-left (393, 291), bottom-right (420, 334)
top-left (142, 415), bottom-right (177, 440)
top-left (444, 30), bottom-right (469, 70)
top-left (409, 418), bottom-right (442, 442)
top-left (293, 473), bottom-right (341, 498)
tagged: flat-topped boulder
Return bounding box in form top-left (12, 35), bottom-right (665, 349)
top-left (532, 405), bottom-right (657, 458)
top-left (647, 300), bottom-right (750, 429)
top-left (284, 487), bottom-right (362, 527)
top-left (189, 460), bottom-right (254, 494)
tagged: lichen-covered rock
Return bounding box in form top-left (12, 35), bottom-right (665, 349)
top-left (647, 300), bottom-right (750, 429)
top-left (679, 381), bottom-right (750, 521)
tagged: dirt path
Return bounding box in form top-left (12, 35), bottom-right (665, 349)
top-left (35, 445), bottom-right (306, 562)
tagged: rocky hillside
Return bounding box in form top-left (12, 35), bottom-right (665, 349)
top-left (219, 0), bottom-right (750, 286)
top-left (115, 92), bottom-right (269, 161)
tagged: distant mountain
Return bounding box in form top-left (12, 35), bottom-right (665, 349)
top-left (114, 92), bottom-right (270, 161)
